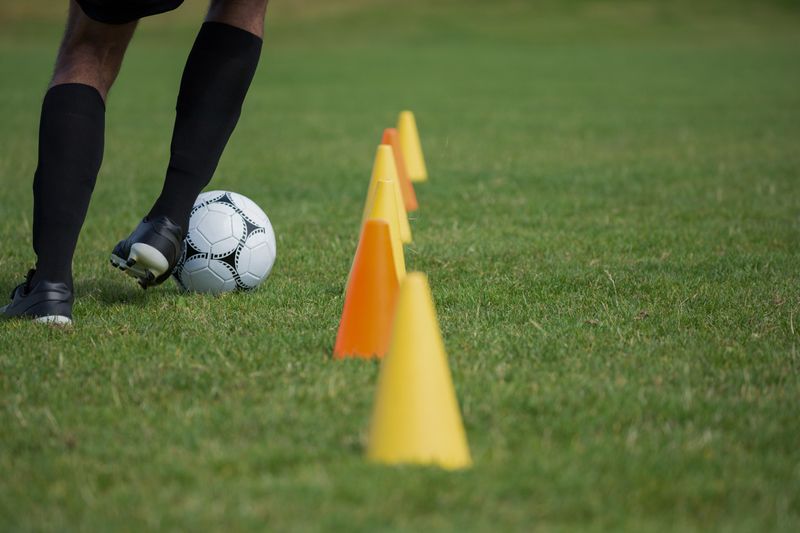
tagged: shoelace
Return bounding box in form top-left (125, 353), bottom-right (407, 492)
top-left (10, 269), bottom-right (37, 299)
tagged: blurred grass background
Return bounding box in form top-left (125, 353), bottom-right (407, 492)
top-left (1, 0), bottom-right (799, 531)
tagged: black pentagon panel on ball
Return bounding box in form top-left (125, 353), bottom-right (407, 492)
top-left (218, 249), bottom-right (238, 270)
top-left (184, 239), bottom-right (205, 261)
top-left (242, 217), bottom-right (260, 237)
top-left (209, 192), bottom-right (238, 213)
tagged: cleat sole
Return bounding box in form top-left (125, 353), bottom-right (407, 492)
top-left (33, 315), bottom-right (73, 326)
top-left (111, 243), bottom-right (169, 289)
top-left (1, 304), bottom-right (72, 326)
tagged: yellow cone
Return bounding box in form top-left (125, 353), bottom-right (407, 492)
top-left (366, 180), bottom-right (406, 281)
top-left (362, 145), bottom-right (412, 244)
top-left (397, 111), bottom-right (428, 183)
top-left (366, 273), bottom-right (471, 469)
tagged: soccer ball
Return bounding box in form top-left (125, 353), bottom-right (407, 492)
top-left (173, 190), bottom-right (276, 294)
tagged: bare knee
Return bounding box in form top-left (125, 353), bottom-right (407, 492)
top-left (51, 1), bottom-right (137, 99)
top-left (207, 0), bottom-right (269, 37)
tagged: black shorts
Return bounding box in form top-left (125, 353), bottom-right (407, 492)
top-left (76, 0), bottom-right (185, 24)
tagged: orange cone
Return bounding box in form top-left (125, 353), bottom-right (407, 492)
top-left (381, 128), bottom-right (418, 212)
top-left (333, 219), bottom-right (400, 359)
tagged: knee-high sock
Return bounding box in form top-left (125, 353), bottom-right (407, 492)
top-left (148, 21), bottom-right (262, 233)
top-left (32, 83), bottom-right (105, 286)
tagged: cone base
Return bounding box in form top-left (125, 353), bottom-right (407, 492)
top-left (367, 452), bottom-right (472, 470)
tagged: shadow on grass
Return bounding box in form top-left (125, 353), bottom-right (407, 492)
top-left (74, 276), bottom-right (151, 307)
top-left (0, 265), bottom-right (194, 319)
top-left (0, 269), bottom-right (165, 307)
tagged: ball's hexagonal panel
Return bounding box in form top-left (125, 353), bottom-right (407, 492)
top-left (197, 204), bottom-right (232, 243)
top-left (194, 203), bottom-right (245, 257)
top-left (186, 209), bottom-right (213, 253)
top-left (188, 205), bottom-right (205, 232)
top-left (230, 191), bottom-right (269, 228)
top-left (177, 256), bottom-right (235, 294)
top-left (178, 256), bottom-right (215, 292)
top-left (206, 259), bottom-right (238, 293)
top-left (236, 230), bottom-right (276, 289)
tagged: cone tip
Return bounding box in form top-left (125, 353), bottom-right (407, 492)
top-left (381, 129), bottom-right (397, 144)
top-left (375, 144), bottom-right (396, 165)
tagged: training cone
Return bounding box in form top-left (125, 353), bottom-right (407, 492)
top-left (366, 180), bottom-right (406, 281)
top-left (333, 220), bottom-right (399, 359)
top-left (362, 145), bottom-right (412, 244)
top-left (381, 128), bottom-right (418, 212)
top-left (366, 273), bottom-right (472, 470)
top-left (397, 111), bottom-right (428, 183)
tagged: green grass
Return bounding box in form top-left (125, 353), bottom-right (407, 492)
top-left (1, 0), bottom-right (799, 530)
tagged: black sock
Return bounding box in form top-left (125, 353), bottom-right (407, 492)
top-left (32, 83), bottom-right (105, 287)
top-left (148, 21), bottom-right (262, 234)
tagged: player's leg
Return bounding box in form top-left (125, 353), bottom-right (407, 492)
top-left (2, 1), bottom-right (136, 323)
top-left (113, 0), bottom-right (268, 288)
top-left (35, 3), bottom-right (137, 282)
top-left (50, 2), bottom-right (138, 98)
top-left (148, 0), bottom-right (268, 230)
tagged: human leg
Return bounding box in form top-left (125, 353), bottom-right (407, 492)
top-left (2, 1), bottom-right (136, 322)
top-left (145, 0), bottom-right (268, 234)
top-left (112, 0), bottom-right (268, 289)
top-left (33, 1), bottom-right (137, 287)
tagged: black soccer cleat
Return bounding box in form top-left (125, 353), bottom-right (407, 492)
top-left (1, 269), bottom-right (73, 325)
top-left (110, 216), bottom-right (183, 289)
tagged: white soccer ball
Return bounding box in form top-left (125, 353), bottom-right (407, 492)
top-left (173, 190), bottom-right (276, 294)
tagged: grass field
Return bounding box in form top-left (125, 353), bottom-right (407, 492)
top-left (1, 0), bottom-right (799, 530)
